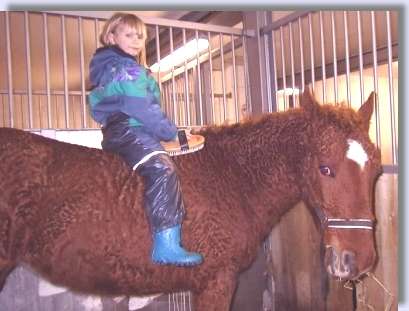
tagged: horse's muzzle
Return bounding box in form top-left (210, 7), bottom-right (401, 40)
top-left (324, 246), bottom-right (360, 280)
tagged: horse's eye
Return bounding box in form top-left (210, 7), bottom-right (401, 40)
top-left (319, 165), bottom-right (335, 177)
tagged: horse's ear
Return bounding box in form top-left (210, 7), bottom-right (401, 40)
top-left (299, 87), bottom-right (319, 112)
top-left (358, 92), bottom-right (376, 132)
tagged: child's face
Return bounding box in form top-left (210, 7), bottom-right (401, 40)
top-left (108, 24), bottom-right (145, 57)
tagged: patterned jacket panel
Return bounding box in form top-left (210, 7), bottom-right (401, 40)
top-left (88, 46), bottom-right (177, 141)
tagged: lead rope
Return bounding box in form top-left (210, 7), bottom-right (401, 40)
top-left (344, 272), bottom-right (395, 310)
top-left (352, 281), bottom-right (357, 310)
top-left (344, 278), bottom-right (374, 311)
top-left (367, 272), bottom-right (395, 311)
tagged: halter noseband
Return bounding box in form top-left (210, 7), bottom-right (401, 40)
top-left (315, 207), bottom-right (375, 231)
top-left (326, 218), bottom-right (374, 230)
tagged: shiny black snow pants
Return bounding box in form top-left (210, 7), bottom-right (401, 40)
top-left (101, 113), bottom-right (185, 233)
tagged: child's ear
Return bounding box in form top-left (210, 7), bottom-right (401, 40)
top-left (107, 33), bottom-right (115, 45)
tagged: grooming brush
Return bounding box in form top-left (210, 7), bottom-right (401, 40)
top-left (161, 129), bottom-right (205, 156)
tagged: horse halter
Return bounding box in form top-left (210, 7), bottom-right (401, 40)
top-left (314, 207), bottom-right (375, 231)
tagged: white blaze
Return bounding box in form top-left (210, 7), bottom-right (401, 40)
top-left (346, 139), bottom-right (368, 170)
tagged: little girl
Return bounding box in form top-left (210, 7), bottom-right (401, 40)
top-left (88, 12), bottom-right (203, 266)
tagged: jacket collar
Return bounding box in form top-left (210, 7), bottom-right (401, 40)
top-left (95, 45), bottom-right (136, 61)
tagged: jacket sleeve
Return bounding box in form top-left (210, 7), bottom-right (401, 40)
top-left (93, 94), bottom-right (177, 141)
top-left (122, 95), bottom-right (177, 142)
top-left (90, 59), bottom-right (177, 141)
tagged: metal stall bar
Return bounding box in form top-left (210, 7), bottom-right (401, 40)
top-left (331, 11), bottom-right (339, 103)
top-left (179, 77), bottom-right (185, 126)
top-left (5, 12), bottom-right (14, 128)
top-left (167, 81), bottom-right (172, 118)
top-left (356, 11), bottom-right (365, 106)
top-left (208, 31), bottom-right (215, 123)
top-left (92, 18), bottom-right (100, 129)
top-left (189, 70), bottom-right (195, 125)
top-left (385, 11), bottom-right (397, 165)
top-left (271, 30), bottom-right (278, 110)
top-left (181, 292), bottom-right (186, 311)
top-left (171, 293), bottom-right (178, 311)
top-left (308, 13), bottom-right (315, 91)
top-left (231, 34), bottom-right (239, 122)
top-left (371, 11), bottom-right (381, 148)
top-left (182, 29), bottom-right (190, 126)
top-left (159, 49), bottom-right (167, 110)
top-left (319, 11), bottom-right (327, 104)
top-left (219, 32), bottom-right (227, 122)
top-left (155, 25), bottom-right (162, 93)
top-left (242, 35), bottom-right (252, 115)
top-left (195, 30), bottom-right (203, 125)
top-left (169, 79), bottom-right (174, 123)
top-left (298, 17), bottom-right (305, 95)
top-left (78, 16), bottom-right (87, 128)
top-left (42, 12), bottom-right (52, 128)
top-left (343, 11), bottom-right (352, 107)
top-left (188, 290), bottom-right (192, 310)
top-left (169, 27), bottom-right (177, 122)
top-left (24, 11), bottom-right (33, 128)
top-left (289, 21), bottom-right (296, 107)
top-left (175, 75), bottom-right (180, 125)
top-left (61, 15), bottom-right (70, 128)
top-left (168, 294), bottom-right (171, 309)
top-left (94, 18), bottom-right (100, 48)
top-left (279, 26), bottom-right (287, 110)
top-left (262, 13), bottom-right (273, 113)
top-left (162, 82), bottom-right (168, 119)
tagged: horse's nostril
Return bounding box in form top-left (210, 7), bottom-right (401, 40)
top-left (341, 250), bottom-right (357, 278)
top-left (325, 246), bottom-right (335, 257)
top-left (324, 246), bottom-right (337, 274)
top-left (342, 251), bottom-right (355, 267)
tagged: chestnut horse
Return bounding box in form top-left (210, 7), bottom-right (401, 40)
top-left (0, 90), bottom-right (382, 310)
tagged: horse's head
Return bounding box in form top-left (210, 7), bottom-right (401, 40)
top-left (299, 89), bottom-right (382, 280)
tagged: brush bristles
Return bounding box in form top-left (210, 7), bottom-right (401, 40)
top-left (168, 145), bottom-right (204, 157)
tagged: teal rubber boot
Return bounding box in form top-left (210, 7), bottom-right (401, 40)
top-left (152, 225), bottom-right (203, 266)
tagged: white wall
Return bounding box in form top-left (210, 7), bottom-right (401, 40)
top-left (38, 129), bottom-right (103, 149)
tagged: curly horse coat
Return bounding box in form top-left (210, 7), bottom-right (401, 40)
top-left (0, 90), bottom-right (382, 310)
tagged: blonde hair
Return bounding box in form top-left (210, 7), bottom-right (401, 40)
top-left (100, 12), bottom-right (148, 67)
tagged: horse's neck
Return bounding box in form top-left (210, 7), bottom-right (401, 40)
top-left (203, 111), bottom-right (307, 237)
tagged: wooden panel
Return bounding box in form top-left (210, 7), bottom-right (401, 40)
top-left (267, 202), bottom-right (352, 310)
top-left (354, 173), bottom-right (398, 310)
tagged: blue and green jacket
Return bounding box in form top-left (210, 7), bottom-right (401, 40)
top-left (88, 45), bottom-right (177, 141)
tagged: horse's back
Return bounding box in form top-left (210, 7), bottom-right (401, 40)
top-left (0, 127), bottom-right (132, 215)
top-left (0, 128), bottom-right (57, 166)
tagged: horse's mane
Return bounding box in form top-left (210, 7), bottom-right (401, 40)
top-left (199, 102), bottom-right (366, 142)
top-left (314, 103), bottom-right (368, 133)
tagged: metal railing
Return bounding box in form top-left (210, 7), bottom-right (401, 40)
top-left (0, 11), bottom-right (254, 131)
top-left (260, 10), bottom-right (398, 167)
